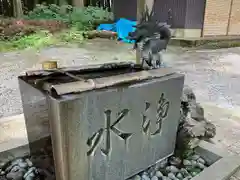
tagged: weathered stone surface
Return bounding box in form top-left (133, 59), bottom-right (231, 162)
top-left (175, 85), bottom-right (216, 158)
top-left (19, 67), bottom-right (184, 180)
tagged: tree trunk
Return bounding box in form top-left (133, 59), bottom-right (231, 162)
top-left (13, 0), bottom-right (23, 18)
top-left (72, 0), bottom-right (85, 7)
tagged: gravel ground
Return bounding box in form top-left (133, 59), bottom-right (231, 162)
top-left (0, 153), bottom-right (208, 180)
top-left (0, 40), bottom-right (134, 118)
top-left (128, 154), bottom-right (208, 180)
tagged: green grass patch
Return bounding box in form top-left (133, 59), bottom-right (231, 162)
top-left (0, 28), bottom-right (85, 52)
top-left (0, 4), bottom-right (114, 52)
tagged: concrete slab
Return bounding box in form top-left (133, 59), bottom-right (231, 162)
top-left (193, 141), bottom-right (240, 180)
top-left (0, 114), bottom-right (28, 153)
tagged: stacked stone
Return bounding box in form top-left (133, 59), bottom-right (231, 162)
top-left (175, 85), bottom-right (216, 157)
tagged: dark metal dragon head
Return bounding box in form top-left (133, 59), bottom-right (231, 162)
top-left (127, 1), bottom-right (171, 45)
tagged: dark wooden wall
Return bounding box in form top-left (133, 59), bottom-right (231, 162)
top-left (185, 0), bottom-right (206, 29)
top-left (113, 0), bottom-right (206, 29)
top-left (113, 0), bottom-right (137, 21)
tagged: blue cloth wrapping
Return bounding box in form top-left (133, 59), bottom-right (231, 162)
top-left (97, 23), bottom-right (115, 31)
top-left (97, 18), bottom-right (137, 43)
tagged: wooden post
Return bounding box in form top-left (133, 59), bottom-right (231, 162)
top-left (13, 0), bottom-right (23, 18)
top-left (136, 0), bottom-right (154, 64)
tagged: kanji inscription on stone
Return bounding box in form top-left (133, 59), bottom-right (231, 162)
top-left (142, 93), bottom-right (170, 136)
top-left (87, 109), bottom-right (133, 157)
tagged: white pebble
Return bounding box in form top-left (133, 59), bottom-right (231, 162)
top-left (166, 166), bottom-right (179, 173)
top-left (0, 162), bottom-right (5, 168)
top-left (168, 172), bottom-right (176, 179)
top-left (176, 172), bottom-right (183, 179)
top-left (197, 162), bottom-right (205, 169)
top-left (25, 159), bottom-right (33, 167)
top-left (18, 162), bottom-right (28, 169)
top-left (151, 176), bottom-right (158, 180)
top-left (191, 160), bottom-right (197, 167)
top-left (191, 171), bottom-right (198, 177)
top-left (197, 158), bottom-right (205, 165)
top-left (183, 160), bottom-right (191, 166)
top-left (142, 174), bottom-right (150, 180)
top-left (162, 176), bottom-right (170, 180)
top-left (155, 171), bottom-right (163, 177)
top-left (133, 175), bottom-right (141, 180)
top-left (191, 155), bottom-right (200, 161)
top-left (143, 172), bottom-right (148, 175)
top-left (180, 168), bottom-right (190, 177)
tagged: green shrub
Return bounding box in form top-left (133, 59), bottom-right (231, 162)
top-left (25, 4), bottom-right (72, 22)
top-left (24, 4), bottom-right (114, 31)
top-left (70, 6), bottom-right (113, 30)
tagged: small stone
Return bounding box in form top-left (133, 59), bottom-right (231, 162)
top-left (197, 158), bottom-right (205, 165)
top-left (191, 155), bottom-right (200, 161)
top-left (0, 162), bottom-right (5, 169)
top-left (142, 174), bottom-right (150, 180)
top-left (18, 162), bottom-right (28, 169)
top-left (183, 160), bottom-right (191, 166)
top-left (24, 172), bottom-right (35, 180)
top-left (11, 159), bottom-right (24, 166)
top-left (169, 157), bottom-right (182, 167)
top-left (158, 158), bottom-right (168, 169)
top-left (191, 160), bottom-right (197, 167)
top-left (166, 166), bottom-right (179, 174)
top-left (168, 172), bottom-right (176, 179)
top-left (196, 162), bottom-right (205, 169)
top-left (162, 176), bottom-right (169, 180)
top-left (151, 176), bottom-right (158, 180)
top-left (176, 173), bottom-right (183, 179)
top-left (155, 171), bottom-right (163, 178)
top-left (133, 175), bottom-right (141, 180)
top-left (191, 171), bottom-right (198, 177)
top-left (10, 166), bottom-right (26, 173)
top-left (180, 168), bottom-right (189, 177)
top-left (0, 171), bottom-right (5, 175)
top-left (149, 171), bottom-right (155, 178)
top-left (25, 159), bottom-right (33, 167)
top-left (6, 171), bottom-right (24, 180)
top-left (192, 168), bottom-right (202, 174)
top-left (204, 122), bottom-right (216, 138)
top-left (142, 172), bottom-right (148, 176)
top-left (185, 166), bottom-right (192, 172)
top-left (5, 165), bottom-right (15, 173)
top-left (148, 167), bottom-right (156, 177)
top-left (23, 167), bottom-right (37, 179)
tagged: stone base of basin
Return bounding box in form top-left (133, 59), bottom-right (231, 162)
top-left (0, 115), bottom-right (240, 180)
